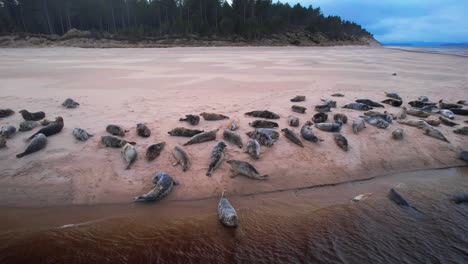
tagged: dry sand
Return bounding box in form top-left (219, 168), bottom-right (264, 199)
top-left (0, 46), bottom-right (466, 207)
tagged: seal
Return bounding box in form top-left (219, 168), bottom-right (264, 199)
top-left (439, 100), bottom-right (462, 110)
top-left (312, 112), bottom-right (328, 123)
top-left (19, 121), bottom-right (39, 132)
top-left (343, 103), bottom-right (373, 111)
top-left (62, 98), bottom-right (80, 108)
top-left (385, 92), bottom-right (402, 100)
top-left (405, 108), bottom-right (430, 118)
top-left (314, 121), bottom-right (343, 132)
top-left (355, 99), bottom-right (384, 108)
top-left (408, 101), bottom-right (436, 108)
top-left (136, 123), bottom-right (151, 137)
top-left (246, 130), bottom-right (274, 147)
top-left (334, 134), bottom-right (348, 151)
top-left (361, 116), bottom-right (390, 129)
top-left (363, 112), bottom-right (393, 123)
top-left (388, 188), bottom-right (411, 207)
top-left (200, 112), bottom-right (229, 121)
top-left (179, 114), bottom-right (200, 125)
top-left (331, 93), bottom-right (344, 97)
top-left (16, 133), bottom-right (47, 158)
top-left (457, 100), bottom-right (468, 106)
top-left (245, 139), bottom-right (261, 160)
top-left (290, 95), bottom-right (306, 102)
top-left (73, 128), bottom-right (94, 141)
top-left (292, 105), bottom-right (307, 114)
top-left (438, 109), bottom-right (455, 119)
top-left (281, 128), bottom-right (304, 147)
top-left (288, 115), bottom-right (300, 127)
top-left (183, 129), bottom-right (218, 146)
top-left (168, 127), bottom-right (204, 137)
top-left (249, 120), bottom-right (279, 128)
top-left (420, 105), bottom-right (438, 113)
top-left (333, 113), bottom-right (348, 124)
top-left (245, 110), bottom-right (280, 119)
top-left (423, 126), bottom-right (449, 142)
top-left (418, 96), bottom-right (429, 102)
top-left (453, 126), bottom-right (468, 135)
top-left (106, 124), bottom-right (127, 137)
top-left (314, 104), bottom-right (332, 113)
top-left (439, 116), bottom-right (459, 127)
top-left (381, 99), bottom-right (403, 107)
top-left (0, 125), bottom-right (16, 139)
top-left (207, 141), bottom-right (227, 176)
top-left (101, 136), bottom-right (136, 148)
top-left (256, 128), bottom-right (279, 140)
top-left (227, 160), bottom-right (268, 180)
top-left (40, 119), bottom-right (52, 126)
top-left (133, 172), bottom-right (177, 202)
top-left (397, 107), bottom-right (407, 119)
top-left (0, 137), bottom-right (6, 149)
top-left (226, 118), bottom-right (240, 131)
top-left (223, 129), bottom-right (243, 148)
top-left (146, 142), bottom-right (166, 161)
top-left (449, 108), bottom-right (468, 116)
top-left (426, 119), bottom-right (441, 126)
top-left (121, 143), bottom-right (137, 169)
top-left (18, 110), bottom-right (45, 121)
top-left (172, 145), bottom-right (191, 172)
top-left (397, 119), bottom-right (431, 129)
top-left (352, 118), bottom-right (366, 134)
top-left (392, 128), bottom-right (404, 140)
top-left (0, 109), bottom-right (14, 118)
top-left (301, 121), bottom-right (322, 142)
top-left (218, 191), bottom-right (239, 228)
top-left (320, 99), bottom-right (337, 108)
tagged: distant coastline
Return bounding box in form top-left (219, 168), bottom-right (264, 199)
top-left (384, 45), bottom-right (468, 57)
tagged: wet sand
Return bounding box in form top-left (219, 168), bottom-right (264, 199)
top-left (0, 46), bottom-right (467, 207)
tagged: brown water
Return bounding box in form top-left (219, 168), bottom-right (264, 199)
top-left (1, 167), bottom-right (468, 264)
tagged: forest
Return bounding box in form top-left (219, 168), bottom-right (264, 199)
top-left (0, 0), bottom-right (372, 41)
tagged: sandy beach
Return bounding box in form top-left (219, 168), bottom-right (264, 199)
top-left (0, 46), bottom-right (467, 207)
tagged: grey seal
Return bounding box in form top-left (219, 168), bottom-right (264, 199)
top-left (256, 128), bottom-right (280, 140)
top-left (449, 108), bottom-right (468, 116)
top-left (168, 127), bottom-right (204, 137)
top-left (172, 145), bottom-right (191, 172)
top-left (426, 119), bottom-right (441, 126)
top-left (397, 107), bottom-right (407, 119)
top-left (290, 95), bottom-right (306, 102)
top-left (249, 120), bottom-right (279, 128)
top-left (457, 100), bottom-right (468, 106)
top-left (423, 126), bottom-right (450, 142)
top-left (361, 116), bottom-right (390, 129)
top-left (397, 119), bottom-right (431, 129)
top-left (438, 109), bottom-right (455, 119)
top-left (381, 99), bottom-right (403, 107)
top-left (408, 101), bottom-right (436, 108)
top-left (439, 100), bottom-right (462, 110)
top-left (121, 143), bottom-right (137, 169)
top-left (200, 112), bottom-right (229, 120)
top-left (101, 136), bottom-right (136, 148)
top-left (73, 128), bottom-right (94, 141)
top-left (218, 192), bottom-right (239, 228)
top-left (227, 160), bottom-right (268, 180)
top-left (314, 121), bottom-right (343, 132)
top-left (301, 121), bottom-right (322, 142)
top-left (343, 103), bottom-right (373, 111)
top-left (226, 118), bottom-right (240, 131)
top-left (439, 116), bottom-right (459, 127)
top-left (136, 123), bottom-right (151, 137)
top-left (62, 98), bottom-right (80, 108)
top-left (312, 112), bottom-right (328, 123)
top-left (421, 105), bottom-right (438, 113)
top-left (406, 108), bottom-right (430, 118)
top-left (179, 114), bottom-right (200, 125)
top-left (331, 93), bottom-right (344, 97)
top-left (388, 188), bottom-right (411, 207)
top-left (146, 142), bottom-right (166, 161)
top-left (314, 104), bottom-right (332, 113)
top-left (16, 133), bottom-right (47, 158)
top-left (333, 113), bottom-right (348, 124)
top-left (245, 110), bottom-right (280, 119)
top-left (0, 109), bottom-right (14, 118)
top-left (320, 99), bottom-right (337, 108)
top-left (352, 118), bottom-right (366, 134)
top-left (223, 129), bottom-right (243, 148)
top-left (207, 141), bottom-right (227, 176)
top-left (418, 96), bottom-right (429, 102)
top-left (334, 134), bottom-right (348, 151)
top-left (106, 124), bottom-right (127, 137)
top-left (40, 119), bottom-right (52, 126)
top-left (356, 99), bottom-right (384, 108)
top-left (282, 128), bottom-right (303, 147)
top-left (288, 115), bottom-right (300, 127)
top-left (392, 128), bottom-right (404, 140)
top-left (18, 110), bottom-right (45, 121)
top-left (134, 172), bottom-right (177, 202)
top-left (19, 121), bottom-right (39, 131)
top-left (245, 139), bottom-right (261, 160)
top-left (246, 130), bottom-right (274, 147)
top-left (0, 125), bottom-right (16, 139)
top-left (385, 92), bottom-right (402, 100)
top-left (453, 126), bottom-right (468, 135)
top-left (292, 105), bottom-right (306, 114)
top-left (183, 129), bottom-right (218, 146)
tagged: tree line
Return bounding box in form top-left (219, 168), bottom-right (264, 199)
top-left (0, 0), bottom-right (371, 40)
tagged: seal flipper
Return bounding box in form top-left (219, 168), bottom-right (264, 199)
top-left (16, 152), bottom-right (26, 158)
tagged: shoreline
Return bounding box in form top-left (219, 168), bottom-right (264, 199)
top-left (384, 46), bottom-right (468, 58)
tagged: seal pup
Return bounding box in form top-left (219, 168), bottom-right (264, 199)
top-left (423, 126), bottom-right (450, 142)
top-left (334, 134), bottom-right (348, 151)
top-left (453, 126), bottom-right (468, 135)
top-left (246, 130), bottom-right (274, 147)
top-left (19, 121), bottom-right (39, 132)
top-left (396, 106), bottom-right (407, 120)
top-left (408, 101), bottom-right (436, 108)
top-left (281, 128), bottom-right (304, 147)
top-left (106, 125), bottom-right (126, 137)
top-left (227, 160), bottom-right (268, 180)
top-left (449, 108), bottom-right (468, 116)
top-left (426, 119), bottom-right (441, 126)
top-left (343, 103), bottom-right (373, 111)
top-left (313, 112), bottom-right (328, 123)
top-left (72, 128), bottom-right (94, 141)
top-left (288, 115), bottom-right (300, 127)
top-left (397, 119), bottom-right (431, 129)
top-left (321, 99), bottom-right (337, 108)
top-left (223, 129), bottom-right (243, 148)
top-left (0, 125), bottom-right (16, 139)
top-left (361, 116), bottom-right (390, 129)
top-left (183, 129), bottom-right (218, 146)
top-left (207, 141), bottom-right (227, 176)
top-left (292, 105), bottom-right (306, 114)
top-left (0, 137), bottom-right (6, 149)
top-left (0, 109), bottom-right (14, 118)
top-left (314, 104), bottom-right (332, 113)
top-left (40, 119), bottom-right (52, 126)
top-left (245, 139), bottom-right (261, 159)
top-left (439, 116), bottom-right (459, 127)
top-left (290, 95), bottom-right (306, 102)
top-left (218, 191), bottom-right (239, 228)
top-left (418, 96), bottom-right (429, 102)
top-left (381, 99), bottom-right (403, 107)
top-left (146, 142), bottom-right (166, 161)
top-left (457, 100), bottom-right (468, 106)
top-left (256, 128), bottom-right (280, 140)
top-left (134, 172), bottom-right (177, 202)
top-left (438, 109), bottom-right (455, 120)
top-left (168, 127), bottom-right (204, 137)
top-left (315, 121), bottom-right (343, 132)
top-left (301, 121), bottom-right (322, 142)
top-left (62, 98), bottom-right (80, 108)
top-left (121, 143), bottom-right (137, 169)
top-left (136, 123), bottom-right (151, 137)
top-left (226, 118), bottom-right (240, 131)
top-left (352, 118), bottom-right (366, 134)
top-left (179, 114), bottom-right (200, 125)
top-left (388, 188), bottom-right (411, 207)
top-left (245, 110), bottom-right (280, 119)
top-left (200, 112), bottom-right (229, 121)
top-left (101, 136), bottom-right (135, 148)
top-left (18, 110), bottom-right (45, 121)
top-left (392, 128), bottom-right (404, 140)
top-left (333, 113), bottom-right (348, 124)
top-left (356, 99), bottom-right (384, 108)
top-left (406, 108), bottom-right (430, 118)
top-left (439, 100), bottom-right (462, 110)
top-left (172, 145), bottom-right (191, 171)
top-left (385, 92), bottom-right (402, 100)
top-left (331, 93), bottom-right (344, 97)
top-left (249, 120), bottom-right (279, 128)
top-left (16, 133), bottom-right (47, 158)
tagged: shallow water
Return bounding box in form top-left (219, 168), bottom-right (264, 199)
top-left (1, 167), bottom-right (467, 264)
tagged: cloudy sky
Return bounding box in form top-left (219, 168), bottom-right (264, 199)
top-left (289, 0), bottom-right (468, 43)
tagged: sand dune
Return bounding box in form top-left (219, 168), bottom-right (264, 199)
top-left (0, 46), bottom-right (466, 207)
